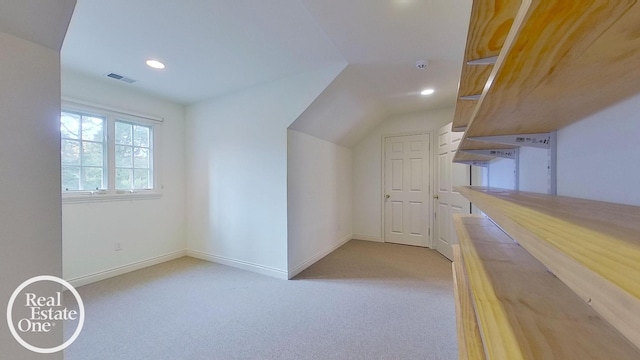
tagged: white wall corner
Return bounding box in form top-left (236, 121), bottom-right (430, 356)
top-left (66, 250), bottom-right (187, 288)
top-left (352, 234), bottom-right (383, 243)
top-left (287, 234), bottom-right (352, 279)
top-left (187, 250), bottom-right (289, 280)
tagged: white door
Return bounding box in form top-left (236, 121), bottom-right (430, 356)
top-left (384, 134), bottom-right (431, 247)
top-left (435, 123), bottom-right (472, 260)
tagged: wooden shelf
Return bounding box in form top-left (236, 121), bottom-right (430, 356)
top-left (452, 245), bottom-right (486, 360)
top-left (456, 186), bottom-right (640, 350)
top-left (454, 215), bottom-right (640, 359)
top-left (453, 1), bottom-right (640, 162)
top-left (452, 0), bottom-right (521, 131)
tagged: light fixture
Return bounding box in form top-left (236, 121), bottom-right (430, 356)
top-left (421, 89), bottom-right (435, 96)
top-left (146, 59), bottom-right (165, 69)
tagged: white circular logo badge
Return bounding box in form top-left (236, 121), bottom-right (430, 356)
top-left (6, 275), bottom-right (85, 354)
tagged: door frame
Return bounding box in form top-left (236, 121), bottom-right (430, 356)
top-left (380, 131), bottom-right (435, 247)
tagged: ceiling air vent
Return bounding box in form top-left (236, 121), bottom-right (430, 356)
top-left (105, 72), bottom-right (137, 84)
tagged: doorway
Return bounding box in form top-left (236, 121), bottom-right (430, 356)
top-left (383, 133), bottom-right (432, 247)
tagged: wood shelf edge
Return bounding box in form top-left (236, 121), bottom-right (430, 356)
top-left (453, 214), bottom-right (640, 359)
top-left (455, 186), bottom-right (640, 350)
top-left (452, 244), bottom-right (487, 360)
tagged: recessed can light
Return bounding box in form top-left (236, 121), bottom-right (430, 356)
top-left (146, 59), bottom-right (165, 69)
top-left (421, 89), bottom-right (435, 96)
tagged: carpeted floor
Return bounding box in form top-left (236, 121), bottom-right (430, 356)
top-left (64, 240), bottom-right (457, 359)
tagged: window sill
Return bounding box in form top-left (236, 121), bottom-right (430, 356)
top-left (62, 191), bottom-right (162, 204)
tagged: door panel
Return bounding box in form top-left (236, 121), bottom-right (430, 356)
top-left (384, 134), bottom-right (430, 247)
top-left (435, 123), bottom-right (472, 260)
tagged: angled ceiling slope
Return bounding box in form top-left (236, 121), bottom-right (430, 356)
top-left (0, 0), bottom-right (76, 51)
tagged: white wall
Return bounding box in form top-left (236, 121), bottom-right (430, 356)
top-left (557, 92), bottom-right (640, 206)
top-left (490, 92), bottom-right (640, 206)
top-left (352, 108), bottom-right (453, 241)
top-left (0, 31), bottom-right (64, 359)
top-left (61, 70), bottom-right (187, 286)
top-left (487, 158), bottom-right (516, 190)
top-left (518, 147), bottom-right (549, 193)
top-left (287, 130), bottom-right (352, 278)
top-left (186, 64), bottom-right (344, 279)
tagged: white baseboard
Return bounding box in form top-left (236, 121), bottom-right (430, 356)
top-left (287, 233), bottom-right (352, 279)
top-left (352, 234), bottom-right (383, 243)
top-left (186, 250), bottom-right (288, 280)
top-left (66, 250), bottom-right (187, 288)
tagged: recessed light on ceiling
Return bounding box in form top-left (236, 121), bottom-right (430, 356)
top-left (421, 89), bottom-right (435, 96)
top-left (146, 59), bottom-right (165, 69)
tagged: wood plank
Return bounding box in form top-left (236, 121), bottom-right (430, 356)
top-left (453, 0), bottom-right (521, 132)
top-left (454, 215), bottom-right (640, 359)
top-left (454, 151), bottom-right (495, 163)
top-left (465, 0), bottom-right (638, 138)
top-left (452, 245), bottom-right (486, 360)
top-left (456, 187), bottom-right (640, 349)
top-left (453, 140), bottom-right (515, 163)
top-left (452, 64), bottom-right (492, 130)
top-left (458, 64), bottom-right (494, 97)
top-left (452, 99), bottom-right (478, 132)
top-left (463, 0), bottom-right (522, 61)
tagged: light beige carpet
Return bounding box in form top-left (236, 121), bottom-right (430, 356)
top-left (64, 240), bottom-right (457, 359)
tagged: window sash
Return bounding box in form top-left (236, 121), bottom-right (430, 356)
top-left (60, 101), bottom-right (161, 200)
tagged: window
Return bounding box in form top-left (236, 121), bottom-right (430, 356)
top-left (61, 112), bottom-right (107, 191)
top-left (60, 101), bottom-right (161, 200)
top-left (114, 121), bottom-right (153, 190)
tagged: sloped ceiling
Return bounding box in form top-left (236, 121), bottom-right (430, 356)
top-left (61, 0), bottom-right (472, 147)
top-left (289, 65), bottom-right (387, 148)
top-left (0, 0), bottom-right (76, 51)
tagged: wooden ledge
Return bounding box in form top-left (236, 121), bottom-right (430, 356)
top-left (454, 215), bottom-right (640, 359)
top-left (453, 1), bottom-right (640, 161)
top-left (452, 245), bottom-right (486, 360)
top-left (455, 187), bottom-right (640, 349)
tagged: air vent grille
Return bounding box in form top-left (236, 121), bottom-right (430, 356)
top-left (105, 72), bottom-right (137, 84)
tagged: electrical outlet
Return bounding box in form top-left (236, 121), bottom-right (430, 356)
top-left (115, 242), bottom-right (123, 251)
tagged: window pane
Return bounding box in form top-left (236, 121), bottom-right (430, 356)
top-left (115, 121), bottom-right (132, 145)
top-left (133, 169), bottom-right (150, 189)
top-left (61, 113), bottom-right (80, 139)
top-left (115, 145), bottom-right (133, 167)
top-left (82, 142), bottom-right (104, 166)
top-left (134, 147), bottom-right (149, 168)
top-left (133, 125), bottom-right (150, 147)
top-left (115, 168), bottom-right (132, 189)
top-left (82, 167), bottom-right (104, 190)
top-left (61, 139), bottom-right (80, 165)
top-left (82, 116), bottom-right (104, 141)
top-left (62, 166), bottom-right (80, 191)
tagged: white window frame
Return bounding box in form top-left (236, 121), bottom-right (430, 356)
top-left (61, 99), bottom-right (163, 203)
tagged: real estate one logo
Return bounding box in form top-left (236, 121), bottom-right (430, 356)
top-left (6, 275), bottom-right (85, 354)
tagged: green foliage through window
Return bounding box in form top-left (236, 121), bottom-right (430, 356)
top-left (61, 108), bottom-right (155, 193)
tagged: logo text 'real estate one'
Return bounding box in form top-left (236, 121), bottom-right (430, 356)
top-left (6, 275), bottom-right (85, 354)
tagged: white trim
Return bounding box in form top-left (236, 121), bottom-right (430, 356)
top-left (186, 250), bottom-right (288, 280)
top-left (62, 97), bottom-right (164, 124)
top-left (66, 250), bottom-right (186, 288)
top-left (352, 234), bottom-right (383, 243)
top-left (287, 234), bottom-right (352, 279)
top-left (60, 102), bottom-right (164, 199)
top-left (62, 191), bottom-right (162, 204)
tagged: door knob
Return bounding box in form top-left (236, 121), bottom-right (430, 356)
top-left (433, 195), bottom-right (439, 199)
top-left (385, 194), bottom-right (390, 199)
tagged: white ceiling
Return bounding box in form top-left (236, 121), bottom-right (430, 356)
top-left (61, 0), bottom-right (472, 137)
top-left (0, 0), bottom-right (75, 51)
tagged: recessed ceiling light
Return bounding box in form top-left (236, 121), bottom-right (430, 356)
top-left (146, 59), bottom-right (165, 69)
top-left (421, 89), bottom-right (435, 96)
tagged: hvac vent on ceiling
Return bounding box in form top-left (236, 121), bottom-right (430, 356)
top-left (105, 72), bottom-right (137, 84)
